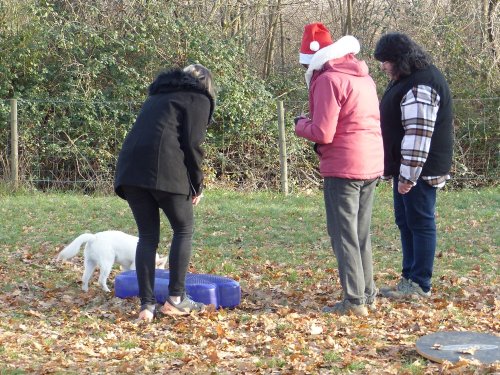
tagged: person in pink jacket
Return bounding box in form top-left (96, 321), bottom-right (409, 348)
top-left (295, 23), bottom-right (384, 316)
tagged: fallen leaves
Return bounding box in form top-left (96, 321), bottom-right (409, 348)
top-left (0, 286), bottom-right (499, 374)
top-left (309, 322), bottom-right (323, 335)
top-left (0, 273), bottom-right (497, 375)
top-left (0, 230), bottom-right (498, 374)
top-left (457, 346), bottom-right (478, 355)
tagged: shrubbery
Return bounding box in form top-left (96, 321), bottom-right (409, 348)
top-left (0, 0), bottom-right (497, 190)
top-left (0, 1), bottom-right (284, 190)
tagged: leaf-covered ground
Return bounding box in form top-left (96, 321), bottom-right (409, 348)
top-left (0, 188), bottom-right (498, 374)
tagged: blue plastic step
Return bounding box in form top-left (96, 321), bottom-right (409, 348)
top-left (114, 270), bottom-right (241, 309)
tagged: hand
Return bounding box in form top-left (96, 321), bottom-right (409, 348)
top-left (398, 181), bottom-right (413, 194)
top-left (294, 114), bottom-right (307, 125)
top-left (192, 193), bottom-right (204, 206)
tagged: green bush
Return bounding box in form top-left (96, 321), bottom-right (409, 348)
top-left (0, 1), bottom-right (497, 191)
top-left (0, 1), bottom-right (278, 189)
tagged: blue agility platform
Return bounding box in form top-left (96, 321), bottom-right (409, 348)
top-left (114, 269), bottom-right (241, 309)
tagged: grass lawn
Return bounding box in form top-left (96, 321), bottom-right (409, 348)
top-left (0, 183), bottom-right (498, 374)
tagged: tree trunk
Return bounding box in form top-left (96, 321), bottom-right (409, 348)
top-left (345, 0), bottom-right (353, 35)
top-left (486, 0), bottom-right (499, 63)
top-left (262, 0), bottom-right (281, 79)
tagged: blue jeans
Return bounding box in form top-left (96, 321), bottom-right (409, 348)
top-left (393, 177), bottom-right (437, 292)
top-left (122, 186), bottom-right (194, 306)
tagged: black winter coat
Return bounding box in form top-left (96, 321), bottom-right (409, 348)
top-left (114, 69), bottom-right (215, 199)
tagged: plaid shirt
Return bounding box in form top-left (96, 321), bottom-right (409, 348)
top-left (398, 85), bottom-right (449, 188)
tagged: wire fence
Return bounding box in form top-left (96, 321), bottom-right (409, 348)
top-left (451, 98), bottom-right (500, 186)
top-left (0, 97), bottom-right (498, 192)
top-left (281, 98), bottom-right (500, 190)
top-left (0, 99), bottom-right (141, 192)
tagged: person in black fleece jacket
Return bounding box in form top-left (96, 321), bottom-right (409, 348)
top-left (115, 64), bottom-right (215, 321)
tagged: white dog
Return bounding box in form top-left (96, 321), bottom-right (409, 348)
top-left (57, 230), bottom-right (168, 292)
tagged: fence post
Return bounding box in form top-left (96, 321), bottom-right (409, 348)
top-left (277, 100), bottom-right (288, 195)
top-left (10, 99), bottom-right (18, 188)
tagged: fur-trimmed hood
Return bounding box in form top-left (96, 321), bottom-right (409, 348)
top-left (149, 69), bottom-right (215, 123)
top-left (115, 68), bottom-right (215, 199)
top-left (305, 35), bottom-right (361, 87)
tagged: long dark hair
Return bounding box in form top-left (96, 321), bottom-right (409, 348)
top-left (374, 32), bottom-right (432, 78)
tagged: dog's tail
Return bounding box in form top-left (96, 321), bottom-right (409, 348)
top-left (57, 233), bottom-right (96, 261)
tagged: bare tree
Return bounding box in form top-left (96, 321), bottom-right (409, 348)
top-left (482, 0), bottom-right (499, 67)
top-left (262, 0), bottom-right (281, 78)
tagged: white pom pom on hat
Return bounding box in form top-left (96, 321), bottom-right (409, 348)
top-left (299, 22), bottom-right (333, 64)
top-left (310, 40), bottom-right (320, 52)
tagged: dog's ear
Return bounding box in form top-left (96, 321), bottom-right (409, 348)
top-left (156, 256), bottom-right (168, 269)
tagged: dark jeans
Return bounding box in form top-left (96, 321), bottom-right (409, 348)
top-left (122, 186), bottom-right (194, 306)
top-left (393, 177), bottom-right (437, 292)
top-left (323, 177), bottom-right (378, 305)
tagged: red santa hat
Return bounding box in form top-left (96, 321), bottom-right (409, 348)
top-left (299, 23), bottom-right (334, 64)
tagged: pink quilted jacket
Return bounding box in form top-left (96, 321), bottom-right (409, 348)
top-left (295, 54), bottom-right (383, 180)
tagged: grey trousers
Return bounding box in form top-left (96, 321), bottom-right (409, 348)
top-left (323, 177), bottom-right (378, 305)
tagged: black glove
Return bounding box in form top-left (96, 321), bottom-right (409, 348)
top-left (294, 115), bottom-right (305, 125)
